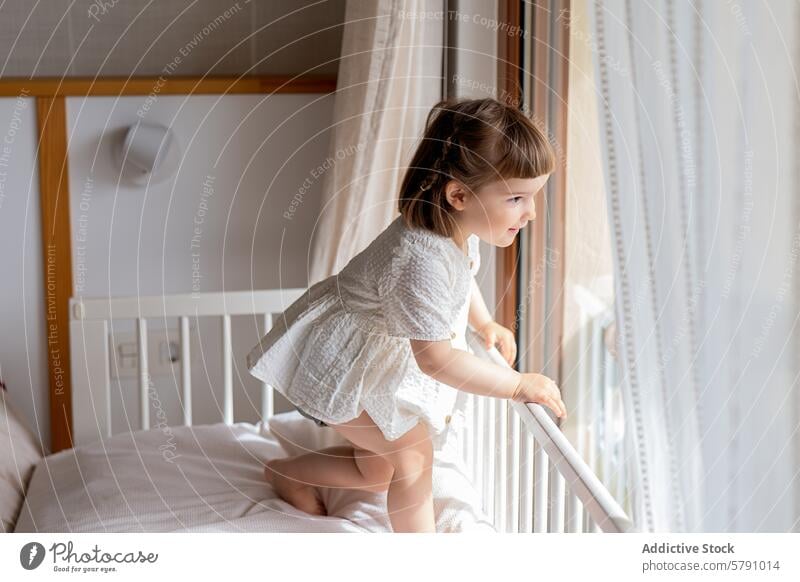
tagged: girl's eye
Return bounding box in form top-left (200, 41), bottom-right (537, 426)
top-left (510, 196), bottom-right (523, 204)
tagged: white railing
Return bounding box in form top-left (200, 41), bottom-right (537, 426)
top-left (571, 284), bottom-right (633, 526)
top-left (69, 289), bottom-right (634, 533)
top-left (69, 289), bottom-right (305, 445)
top-left (464, 327), bottom-right (634, 533)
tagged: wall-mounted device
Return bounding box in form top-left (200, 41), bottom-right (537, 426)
top-left (109, 326), bottom-right (185, 380)
top-left (112, 121), bottom-right (180, 186)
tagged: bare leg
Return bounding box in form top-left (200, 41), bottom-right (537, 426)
top-left (266, 446), bottom-right (392, 492)
top-left (263, 458), bottom-right (326, 516)
top-left (328, 410), bottom-right (437, 533)
top-left (264, 445), bottom-right (394, 515)
top-left (385, 457), bottom-right (435, 533)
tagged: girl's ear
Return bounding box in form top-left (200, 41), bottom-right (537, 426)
top-left (444, 180), bottom-right (468, 211)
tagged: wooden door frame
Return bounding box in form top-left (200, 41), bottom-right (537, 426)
top-left (0, 75), bottom-right (336, 453)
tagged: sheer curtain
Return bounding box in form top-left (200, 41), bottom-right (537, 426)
top-left (589, 0), bottom-right (800, 532)
top-left (309, 0), bottom-right (445, 284)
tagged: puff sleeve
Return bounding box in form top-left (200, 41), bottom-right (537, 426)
top-left (380, 237), bottom-right (456, 341)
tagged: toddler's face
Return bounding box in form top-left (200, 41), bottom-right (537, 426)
top-left (455, 175), bottom-right (550, 247)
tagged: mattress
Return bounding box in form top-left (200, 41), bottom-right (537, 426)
top-left (14, 411), bottom-right (494, 533)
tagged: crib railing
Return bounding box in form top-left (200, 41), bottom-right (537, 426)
top-left (69, 289), bottom-right (634, 533)
top-left (69, 289), bottom-right (305, 444)
top-left (571, 284), bottom-right (633, 526)
top-left (463, 327), bottom-right (634, 533)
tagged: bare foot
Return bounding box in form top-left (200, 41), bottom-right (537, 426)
top-left (264, 459), bottom-right (327, 516)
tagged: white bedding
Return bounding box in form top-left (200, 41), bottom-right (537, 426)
top-left (14, 411), bottom-right (494, 533)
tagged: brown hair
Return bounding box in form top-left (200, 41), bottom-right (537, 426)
top-left (398, 97), bottom-right (555, 237)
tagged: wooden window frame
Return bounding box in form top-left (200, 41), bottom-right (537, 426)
top-left (496, 1), bottom-right (569, 388)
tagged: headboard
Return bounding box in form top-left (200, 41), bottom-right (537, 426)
top-left (68, 289), bottom-right (305, 447)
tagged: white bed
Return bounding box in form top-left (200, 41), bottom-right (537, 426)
top-left (13, 411), bottom-right (493, 533)
top-left (4, 289), bottom-right (632, 534)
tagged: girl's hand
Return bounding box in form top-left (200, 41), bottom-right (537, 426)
top-left (511, 373), bottom-right (567, 420)
top-left (476, 320), bottom-right (516, 365)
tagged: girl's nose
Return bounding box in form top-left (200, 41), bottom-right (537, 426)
top-left (527, 198), bottom-right (536, 221)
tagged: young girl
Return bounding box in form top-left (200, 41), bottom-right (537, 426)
top-left (247, 97), bottom-right (567, 533)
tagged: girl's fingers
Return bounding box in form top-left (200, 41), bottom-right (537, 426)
top-left (546, 396), bottom-right (566, 419)
top-left (539, 396), bottom-right (555, 412)
top-left (506, 338), bottom-right (516, 363)
top-left (547, 387), bottom-right (566, 417)
top-left (496, 337), bottom-right (510, 364)
top-left (554, 399), bottom-right (564, 418)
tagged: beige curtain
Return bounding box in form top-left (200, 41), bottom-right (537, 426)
top-left (309, 0), bottom-right (445, 284)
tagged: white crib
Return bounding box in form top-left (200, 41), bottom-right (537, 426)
top-left (69, 289), bottom-right (635, 534)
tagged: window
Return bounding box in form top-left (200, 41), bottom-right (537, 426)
top-left (514, 0), bottom-right (634, 521)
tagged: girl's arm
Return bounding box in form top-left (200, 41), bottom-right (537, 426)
top-left (468, 278), bottom-right (493, 331)
top-left (468, 277), bottom-right (517, 365)
top-left (409, 339), bottom-right (567, 418)
top-left (410, 337), bottom-right (522, 400)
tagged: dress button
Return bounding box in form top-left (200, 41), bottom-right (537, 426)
top-left (450, 331), bottom-right (456, 339)
top-left (445, 414), bottom-right (452, 424)
top-left (469, 260), bottom-right (474, 269)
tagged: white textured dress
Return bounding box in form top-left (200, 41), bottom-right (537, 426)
top-left (246, 215), bottom-right (480, 447)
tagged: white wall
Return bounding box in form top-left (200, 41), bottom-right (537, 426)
top-left (0, 96), bottom-right (50, 453)
top-left (67, 94), bottom-right (332, 296)
top-left (67, 93), bottom-right (335, 436)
